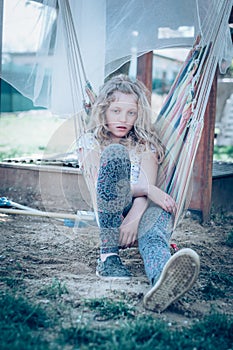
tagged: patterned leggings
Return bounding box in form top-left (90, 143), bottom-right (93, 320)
top-left (97, 144), bottom-right (173, 284)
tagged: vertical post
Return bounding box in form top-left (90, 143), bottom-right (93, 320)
top-left (189, 70), bottom-right (218, 221)
top-left (0, 0), bottom-right (4, 113)
top-left (136, 52), bottom-right (153, 93)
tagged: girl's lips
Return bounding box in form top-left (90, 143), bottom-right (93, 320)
top-left (116, 126), bottom-right (127, 129)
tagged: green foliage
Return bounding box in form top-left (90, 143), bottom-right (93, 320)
top-left (37, 278), bottom-right (69, 300)
top-left (0, 147), bottom-right (25, 161)
top-left (213, 145), bottom-right (233, 162)
top-left (0, 112), bottom-right (64, 161)
top-left (188, 313), bottom-right (233, 350)
top-left (0, 291), bottom-right (50, 350)
top-left (61, 313), bottom-right (233, 350)
top-left (1, 288), bottom-right (233, 350)
top-left (84, 297), bottom-right (135, 320)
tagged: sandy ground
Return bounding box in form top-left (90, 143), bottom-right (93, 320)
top-left (0, 196), bottom-right (232, 327)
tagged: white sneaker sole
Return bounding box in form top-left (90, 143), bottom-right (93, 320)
top-left (143, 248), bottom-right (200, 313)
top-left (96, 270), bottom-right (132, 281)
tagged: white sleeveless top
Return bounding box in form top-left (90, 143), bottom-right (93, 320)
top-left (78, 133), bottom-right (142, 185)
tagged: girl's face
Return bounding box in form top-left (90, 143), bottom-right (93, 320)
top-left (105, 91), bottom-right (138, 141)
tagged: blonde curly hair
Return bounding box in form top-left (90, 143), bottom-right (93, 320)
top-left (89, 74), bottom-right (164, 163)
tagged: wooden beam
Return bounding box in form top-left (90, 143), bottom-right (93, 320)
top-left (189, 70), bottom-right (218, 221)
top-left (136, 52), bottom-right (153, 92)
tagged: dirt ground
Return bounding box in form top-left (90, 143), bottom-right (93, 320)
top-left (0, 194), bottom-right (233, 327)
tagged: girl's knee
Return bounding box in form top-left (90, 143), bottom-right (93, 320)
top-left (99, 144), bottom-right (131, 181)
top-left (101, 144), bottom-right (129, 161)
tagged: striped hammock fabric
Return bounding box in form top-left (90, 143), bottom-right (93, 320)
top-left (156, 2), bottom-right (231, 227)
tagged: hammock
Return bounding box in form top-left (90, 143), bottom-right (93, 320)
top-left (57, 0), bottom-right (233, 228)
top-left (57, 0), bottom-right (232, 228)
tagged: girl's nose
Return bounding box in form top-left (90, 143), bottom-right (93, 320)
top-left (119, 112), bottom-right (127, 122)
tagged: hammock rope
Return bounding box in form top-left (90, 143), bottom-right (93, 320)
top-left (58, 0), bottom-right (232, 228)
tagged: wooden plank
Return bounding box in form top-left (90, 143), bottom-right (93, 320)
top-left (0, 162), bottom-right (91, 212)
top-left (136, 52), bottom-right (153, 93)
top-left (189, 70), bottom-right (218, 221)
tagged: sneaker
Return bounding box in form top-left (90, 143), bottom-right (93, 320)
top-left (96, 255), bottom-right (132, 280)
top-left (143, 248), bottom-right (200, 313)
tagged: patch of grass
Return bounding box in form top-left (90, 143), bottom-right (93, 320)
top-left (61, 313), bottom-right (233, 350)
top-left (84, 297), bottom-right (135, 321)
top-left (0, 291), bottom-right (50, 350)
top-left (0, 147), bottom-right (26, 161)
top-left (213, 145), bottom-right (233, 162)
top-left (0, 112), bottom-right (65, 161)
top-left (61, 315), bottom-right (171, 349)
top-left (0, 275), bottom-right (25, 289)
top-left (1, 287), bottom-right (233, 350)
top-left (0, 261), bottom-right (26, 289)
top-left (37, 278), bottom-right (69, 300)
top-left (188, 313), bottom-right (233, 350)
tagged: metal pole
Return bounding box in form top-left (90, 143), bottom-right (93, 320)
top-left (0, 0), bottom-right (4, 113)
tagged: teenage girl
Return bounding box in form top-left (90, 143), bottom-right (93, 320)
top-left (79, 74), bottom-right (200, 312)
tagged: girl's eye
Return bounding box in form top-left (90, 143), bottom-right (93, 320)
top-left (128, 111), bottom-right (137, 117)
top-left (112, 109), bottom-right (120, 114)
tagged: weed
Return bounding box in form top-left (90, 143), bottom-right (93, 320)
top-left (84, 297), bottom-right (135, 320)
top-left (0, 273), bottom-right (25, 289)
top-left (37, 278), bottom-right (69, 300)
top-left (0, 291), bottom-right (50, 350)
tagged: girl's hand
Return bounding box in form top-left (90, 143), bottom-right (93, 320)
top-left (119, 196), bottom-right (147, 248)
top-left (148, 185), bottom-right (177, 215)
top-left (119, 215), bottom-right (140, 248)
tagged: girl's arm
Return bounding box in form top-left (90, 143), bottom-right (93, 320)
top-left (131, 150), bottom-right (177, 215)
top-left (119, 150), bottom-right (157, 247)
top-left (120, 150), bottom-right (176, 248)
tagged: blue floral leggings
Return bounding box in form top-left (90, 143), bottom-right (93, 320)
top-left (97, 144), bottom-right (173, 284)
